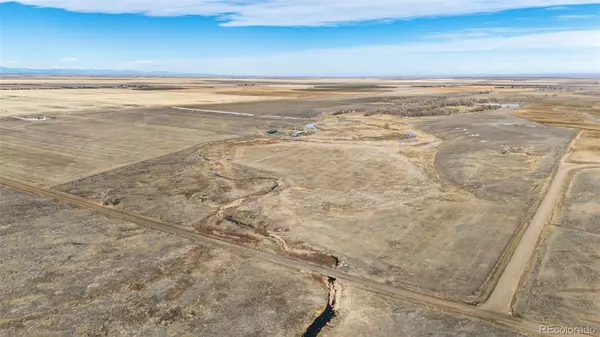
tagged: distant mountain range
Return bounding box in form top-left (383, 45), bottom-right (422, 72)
top-left (1, 66), bottom-right (598, 78)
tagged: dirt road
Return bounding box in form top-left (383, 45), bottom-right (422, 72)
top-left (172, 106), bottom-right (310, 120)
top-left (481, 162), bottom-right (600, 314)
top-left (0, 174), bottom-right (582, 336)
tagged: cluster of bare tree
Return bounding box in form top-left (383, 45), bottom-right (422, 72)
top-left (335, 97), bottom-right (504, 117)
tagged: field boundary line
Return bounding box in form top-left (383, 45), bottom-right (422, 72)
top-left (171, 106), bottom-right (311, 120)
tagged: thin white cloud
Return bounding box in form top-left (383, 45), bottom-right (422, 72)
top-left (233, 29), bottom-right (600, 57)
top-left (555, 14), bottom-right (598, 19)
top-left (161, 29), bottom-right (600, 75)
top-left (2, 0), bottom-right (600, 26)
top-left (128, 59), bottom-right (182, 66)
top-left (129, 60), bottom-right (158, 65)
top-left (544, 5), bottom-right (573, 10)
top-left (6, 29), bottom-right (599, 75)
top-left (426, 27), bottom-right (569, 40)
top-left (60, 57), bottom-right (80, 63)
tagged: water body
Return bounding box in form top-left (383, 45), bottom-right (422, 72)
top-left (303, 278), bottom-right (337, 337)
top-left (481, 103), bottom-right (521, 109)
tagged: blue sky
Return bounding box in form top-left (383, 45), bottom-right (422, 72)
top-left (1, 1), bottom-right (599, 76)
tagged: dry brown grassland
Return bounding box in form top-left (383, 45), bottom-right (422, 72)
top-left (1, 76), bottom-right (599, 336)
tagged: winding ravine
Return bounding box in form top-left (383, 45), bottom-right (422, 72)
top-left (200, 151), bottom-right (343, 336)
top-left (303, 277), bottom-right (338, 337)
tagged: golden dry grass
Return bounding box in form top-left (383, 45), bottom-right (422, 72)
top-left (0, 77), bottom-right (406, 116)
top-left (0, 88), bottom-right (280, 116)
top-left (423, 86), bottom-right (516, 93)
top-left (514, 100), bottom-right (600, 131)
top-left (0, 107), bottom-right (276, 186)
top-left (512, 94), bottom-right (600, 163)
top-left (567, 130), bottom-right (600, 163)
top-left (214, 85), bottom-right (332, 98)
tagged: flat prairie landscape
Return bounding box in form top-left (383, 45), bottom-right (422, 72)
top-left (1, 76), bottom-right (599, 336)
top-left (56, 94), bottom-right (575, 303)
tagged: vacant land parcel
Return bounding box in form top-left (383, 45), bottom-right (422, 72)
top-left (2, 76), bottom-right (600, 336)
top-left (59, 99), bottom-right (575, 303)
